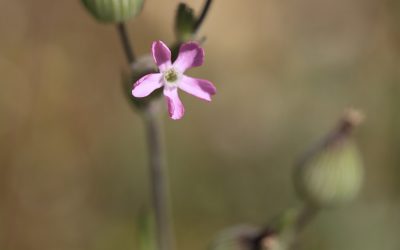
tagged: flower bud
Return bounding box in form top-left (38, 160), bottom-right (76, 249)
top-left (294, 110), bottom-right (364, 208)
top-left (174, 3), bottom-right (196, 42)
top-left (81, 0), bottom-right (144, 23)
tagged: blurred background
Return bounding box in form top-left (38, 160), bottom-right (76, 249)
top-left (1, 0), bottom-right (400, 249)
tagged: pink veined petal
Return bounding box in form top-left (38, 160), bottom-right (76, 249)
top-left (152, 41), bottom-right (172, 72)
top-left (179, 76), bottom-right (216, 101)
top-left (132, 73), bottom-right (163, 98)
top-left (163, 87), bottom-right (185, 120)
top-left (173, 42), bottom-right (204, 72)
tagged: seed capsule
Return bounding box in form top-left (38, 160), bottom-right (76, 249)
top-left (294, 109), bottom-right (364, 208)
top-left (81, 0), bottom-right (144, 23)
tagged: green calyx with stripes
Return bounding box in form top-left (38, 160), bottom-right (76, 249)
top-left (81, 0), bottom-right (144, 23)
top-left (294, 140), bottom-right (364, 208)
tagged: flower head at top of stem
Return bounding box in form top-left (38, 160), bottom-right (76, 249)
top-left (132, 40), bottom-right (217, 120)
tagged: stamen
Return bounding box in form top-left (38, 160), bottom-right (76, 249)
top-left (164, 69), bottom-right (178, 83)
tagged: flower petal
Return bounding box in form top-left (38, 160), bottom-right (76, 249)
top-left (179, 76), bottom-right (216, 101)
top-left (173, 42), bottom-right (204, 72)
top-left (152, 41), bottom-right (172, 72)
top-left (163, 87), bottom-right (185, 120)
top-left (132, 73), bottom-right (163, 98)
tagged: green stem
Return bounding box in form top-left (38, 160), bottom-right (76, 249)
top-left (194, 0), bottom-right (213, 32)
top-left (116, 22), bottom-right (174, 250)
top-left (143, 102), bottom-right (174, 250)
top-left (289, 205), bottom-right (318, 250)
top-left (116, 22), bottom-right (136, 64)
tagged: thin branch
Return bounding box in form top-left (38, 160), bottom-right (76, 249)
top-left (116, 22), bottom-right (136, 64)
top-left (194, 0), bottom-right (213, 32)
top-left (293, 206), bottom-right (318, 234)
top-left (289, 206), bottom-right (319, 250)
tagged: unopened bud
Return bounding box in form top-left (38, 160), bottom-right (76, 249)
top-left (81, 0), bottom-right (144, 23)
top-left (294, 109), bottom-right (364, 208)
top-left (174, 3), bottom-right (197, 42)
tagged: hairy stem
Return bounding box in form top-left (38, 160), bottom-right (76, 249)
top-left (116, 22), bottom-right (135, 64)
top-left (143, 102), bottom-right (174, 250)
top-left (194, 0), bottom-right (213, 32)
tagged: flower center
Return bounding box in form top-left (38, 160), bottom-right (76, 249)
top-left (164, 68), bottom-right (179, 83)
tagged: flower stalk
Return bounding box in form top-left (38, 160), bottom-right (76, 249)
top-left (114, 0), bottom-right (215, 248)
top-left (143, 101), bottom-right (174, 250)
top-left (288, 205), bottom-right (318, 250)
top-left (194, 0), bottom-right (214, 33)
top-left (116, 23), bottom-right (136, 64)
top-left (116, 24), bottom-right (174, 250)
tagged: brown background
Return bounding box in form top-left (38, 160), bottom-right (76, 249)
top-left (0, 0), bottom-right (399, 249)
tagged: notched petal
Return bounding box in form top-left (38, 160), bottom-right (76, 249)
top-left (132, 73), bottom-right (163, 98)
top-left (173, 42), bottom-right (204, 72)
top-left (163, 87), bottom-right (185, 120)
top-left (179, 76), bottom-right (216, 101)
top-left (152, 41), bottom-right (172, 71)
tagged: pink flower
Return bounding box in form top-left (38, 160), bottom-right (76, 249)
top-left (132, 40), bottom-right (217, 120)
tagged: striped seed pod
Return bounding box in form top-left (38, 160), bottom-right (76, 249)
top-left (294, 109), bottom-right (364, 208)
top-left (81, 0), bottom-right (144, 23)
